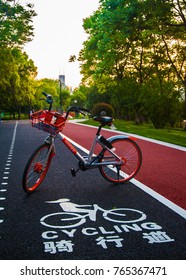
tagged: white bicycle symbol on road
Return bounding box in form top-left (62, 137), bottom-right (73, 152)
top-left (40, 199), bottom-right (147, 229)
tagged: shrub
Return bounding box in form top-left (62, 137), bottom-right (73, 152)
top-left (92, 102), bottom-right (115, 117)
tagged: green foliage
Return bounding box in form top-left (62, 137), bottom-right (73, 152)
top-left (0, 0), bottom-right (37, 47)
top-left (0, 46), bottom-right (37, 118)
top-left (33, 78), bottom-right (71, 111)
top-left (0, 0), bottom-right (37, 118)
top-left (92, 102), bottom-right (115, 117)
top-left (70, 87), bottom-right (86, 108)
top-left (1, 0), bottom-right (185, 126)
top-left (140, 79), bottom-right (183, 128)
top-left (79, 0), bottom-right (186, 127)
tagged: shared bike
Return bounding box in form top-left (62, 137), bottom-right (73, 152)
top-left (22, 92), bottom-right (142, 193)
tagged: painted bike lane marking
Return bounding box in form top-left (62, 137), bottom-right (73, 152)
top-left (59, 132), bottom-right (186, 220)
top-left (40, 198), bottom-right (175, 255)
top-left (0, 121), bottom-right (18, 224)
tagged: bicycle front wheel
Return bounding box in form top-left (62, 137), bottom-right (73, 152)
top-left (22, 143), bottom-right (53, 193)
top-left (99, 138), bottom-right (142, 183)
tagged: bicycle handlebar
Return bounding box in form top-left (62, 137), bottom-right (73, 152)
top-left (65, 106), bottom-right (90, 118)
top-left (42, 92), bottom-right (53, 111)
top-left (41, 92), bottom-right (90, 116)
top-left (42, 92), bottom-right (53, 104)
top-left (42, 91), bottom-right (48, 97)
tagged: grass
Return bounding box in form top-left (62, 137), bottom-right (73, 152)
top-left (79, 119), bottom-right (186, 147)
top-left (1, 113), bottom-right (28, 120)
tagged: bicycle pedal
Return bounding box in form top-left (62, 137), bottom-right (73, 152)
top-left (71, 168), bottom-right (79, 177)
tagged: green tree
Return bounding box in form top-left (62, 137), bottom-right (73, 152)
top-left (0, 0), bottom-right (36, 47)
top-left (33, 79), bottom-right (71, 112)
top-left (0, 47), bottom-right (37, 118)
top-left (79, 0), bottom-right (185, 127)
top-left (140, 79), bottom-right (182, 128)
top-left (0, 0), bottom-right (37, 118)
top-left (70, 87), bottom-right (86, 108)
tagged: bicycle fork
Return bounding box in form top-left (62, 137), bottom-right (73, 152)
top-left (44, 135), bottom-right (56, 161)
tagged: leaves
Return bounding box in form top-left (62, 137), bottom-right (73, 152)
top-left (0, 46), bottom-right (37, 116)
top-left (0, 0), bottom-right (37, 47)
top-left (79, 0), bottom-right (186, 124)
top-left (0, 1), bottom-right (37, 118)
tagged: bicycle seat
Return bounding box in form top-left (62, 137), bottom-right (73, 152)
top-left (93, 116), bottom-right (113, 126)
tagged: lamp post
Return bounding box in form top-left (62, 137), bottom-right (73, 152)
top-left (59, 75), bottom-right (65, 112)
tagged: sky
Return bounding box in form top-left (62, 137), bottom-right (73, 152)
top-left (20, 0), bottom-right (100, 88)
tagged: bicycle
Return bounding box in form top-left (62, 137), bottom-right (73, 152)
top-left (22, 92), bottom-right (142, 193)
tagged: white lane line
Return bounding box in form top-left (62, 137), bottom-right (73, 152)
top-left (131, 178), bottom-right (186, 219)
top-left (60, 132), bottom-right (186, 219)
top-left (74, 122), bottom-right (186, 152)
top-left (0, 121), bottom-right (18, 225)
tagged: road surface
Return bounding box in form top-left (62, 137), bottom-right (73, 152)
top-left (0, 120), bottom-right (185, 260)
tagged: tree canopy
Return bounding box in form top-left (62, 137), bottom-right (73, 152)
top-left (0, 0), bottom-right (36, 47)
top-left (79, 0), bottom-right (186, 128)
top-left (0, 0), bottom-right (37, 118)
top-left (1, 0), bottom-right (185, 129)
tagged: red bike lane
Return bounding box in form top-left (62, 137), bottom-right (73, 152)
top-left (63, 122), bottom-right (186, 210)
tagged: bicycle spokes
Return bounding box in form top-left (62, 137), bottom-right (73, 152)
top-left (99, 138), bottom-right (142, 183)
top-left (22, 144), bottom-right (53, 193)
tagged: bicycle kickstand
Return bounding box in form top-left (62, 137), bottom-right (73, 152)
top-left (116, 166), bottom-right (121, 184)
top-left (71, 168), bottom-right (79, 177)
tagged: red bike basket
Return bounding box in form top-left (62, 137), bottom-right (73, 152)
top-left (30, 110), bottom-right (66, 135)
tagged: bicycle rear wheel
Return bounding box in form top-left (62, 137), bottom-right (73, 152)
top-left (99, 138), bottom-right (142, 183)
top-left (22, 143), bottom-right (53, 193)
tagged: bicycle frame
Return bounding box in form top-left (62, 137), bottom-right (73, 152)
top-left (44, 131), bottom-right (124, 170)
top-left (61, 132), bottom-right (124, 168)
